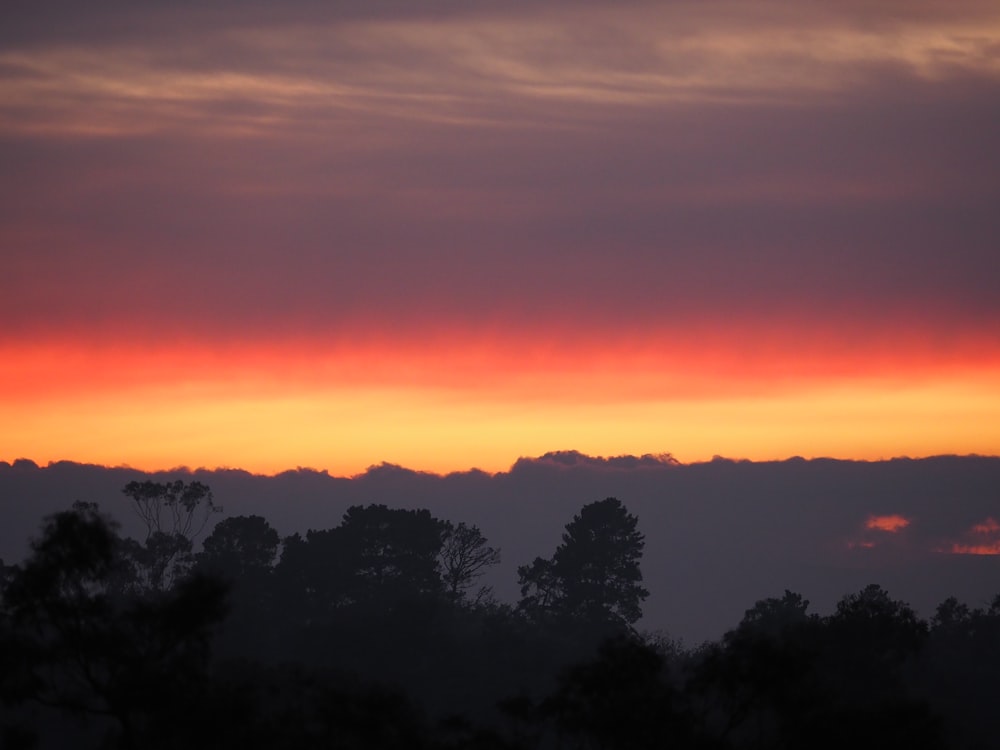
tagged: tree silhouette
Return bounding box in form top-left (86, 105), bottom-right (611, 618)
top-left (690, 590), bottom-right (823, 748)
top-left (538, 636), bottom-right (688, 750)
top-left (518, 498), bottom-right (648, 627)
top-left (121, 481), bottom-right (222, 593)
top-left (123, 480), bottom-right (220, 541)
top-left (118, 533), bottom-right (194, 594)
top-left (1, 502), bottom-right (229, 749)
top-left (739, 589), bottom-right (813, 635)
top-left (827, 583), bottom-right (927, 689)
top-left (439, 522), bottom-right (500, 604)
top-left (195, 515), bottom-right (280, 658)
top-left (197, 515), bottom-right (280, 582)
top-left (335, 504), bottom-right (449, 607)
top-left (5, 482), bottom-right (995, 747)
top-left (808, 585), bottom-right (942, 750)
top-left (917, 595), bottom-right (1000, 750)
top-left (274, 504), bottom-right (450, 621)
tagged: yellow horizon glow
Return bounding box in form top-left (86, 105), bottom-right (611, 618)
top-left (2, 339), bottom-right (998, 476)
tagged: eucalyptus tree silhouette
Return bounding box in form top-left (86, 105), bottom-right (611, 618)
top-left (121, 480), bottom-right (222, 593)
top-left (518, 498), bottom-right (648, 628)
top-left (123, 480), bottom-right (220, 541)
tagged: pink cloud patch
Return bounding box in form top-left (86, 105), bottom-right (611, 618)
top-left (950, 518), bottom-right (1000, 555)
top-left (950, 542), bottom-right (1000, 556)
top-left (971, 517), bottom-right (1000, 534)
top-left (865, 514), bottom-right (910, 532)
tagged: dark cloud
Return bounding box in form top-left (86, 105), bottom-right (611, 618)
top-left (510, 450), bottom-right (679, 472)
top-left (2, 0), bottom-right (998, 344)
top-left (2, 76), bottom-right (999, 344)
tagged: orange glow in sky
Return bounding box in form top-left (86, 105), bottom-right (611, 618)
top-left (3, 336), bottom-right (999, 476)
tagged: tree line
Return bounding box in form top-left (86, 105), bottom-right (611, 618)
top-left (1, 481), bottom-right (997, 748)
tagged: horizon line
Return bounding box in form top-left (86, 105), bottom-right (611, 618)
top-left (4, 450), bottom-right (999, 481)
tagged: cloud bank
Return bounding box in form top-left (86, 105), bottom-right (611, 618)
top-left (3, 452), bottom-right (999, 644)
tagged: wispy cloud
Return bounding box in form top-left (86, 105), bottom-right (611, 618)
top-left (3, 3), bottom-right (999, 139)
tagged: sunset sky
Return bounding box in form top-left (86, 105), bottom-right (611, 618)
top-left (2, 0), bottom-right (999, 475)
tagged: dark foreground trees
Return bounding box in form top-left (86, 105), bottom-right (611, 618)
top-left (534, 635), bottom-right (692, 750)
top-left (0, 501), bottom-right (228, 749)
top-left (274, 504), bottom-right (451, 620)
top-left (687, 586), bottom-right (946, 750)
top-left (3, 483), bottom-right (1000, 749)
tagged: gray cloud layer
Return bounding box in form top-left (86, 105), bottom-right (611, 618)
top-left (3, 453), bottom-right (999, 643)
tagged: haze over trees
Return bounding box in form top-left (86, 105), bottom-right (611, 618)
top-left (1, 480), bottom-right (998, 748)
top-left (3, 454), bottom-right (999, 645)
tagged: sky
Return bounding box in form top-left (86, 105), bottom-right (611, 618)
top-left (2, 0), bottom-right (999, 475)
